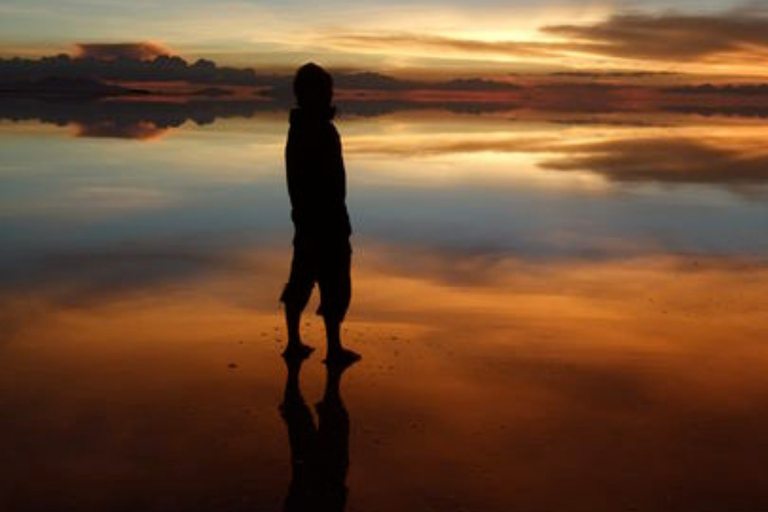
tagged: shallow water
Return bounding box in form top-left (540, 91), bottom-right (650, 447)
top-left (1, 102), bottom-right (768, 511)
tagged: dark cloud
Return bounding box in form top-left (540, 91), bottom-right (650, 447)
top-left (75, 42), bottom-right (172, 61)
top-left (544, 10), bottom-right (768, 62)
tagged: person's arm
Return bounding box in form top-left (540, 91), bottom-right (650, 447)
top-left (327, 126), bottom-right (347, 205)
top-left (285, 128), bottom-right (301, 210)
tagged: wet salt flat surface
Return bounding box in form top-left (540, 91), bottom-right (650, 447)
top-left (1, 106), bottom-right (768, 511)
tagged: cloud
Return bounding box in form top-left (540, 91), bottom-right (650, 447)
top-left (543, 10), bottom-right (768, 62)
top-left (75, 41), bottom-right (172, 61)
top-left (326, 9), bottom-right (768, 73)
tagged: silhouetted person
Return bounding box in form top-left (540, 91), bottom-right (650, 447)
top-left (280, 63), bottom-right (360, 366)
top-left (280, 355), bottom-right (351, 512)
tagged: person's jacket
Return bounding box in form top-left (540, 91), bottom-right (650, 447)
top-left (285, 107), bottom-right (352, 241)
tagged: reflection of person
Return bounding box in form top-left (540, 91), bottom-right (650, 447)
top-left (280, 62), bottom-right (360, 366)
top-left (280, 355), bottom-right (351, 512)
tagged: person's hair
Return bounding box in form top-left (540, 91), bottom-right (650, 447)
top-left (293, 62), bottom-right (333, 109)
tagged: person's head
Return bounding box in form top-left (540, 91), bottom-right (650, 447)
top-left (293, 62), bottom-right (333, 110)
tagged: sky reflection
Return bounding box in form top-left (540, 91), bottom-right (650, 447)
top-left (2, 241), bottom-right (768, 511)
top-left (1, 108), bottom-right (766, 268)
top-left (1, 107), bottom-right (768, 511)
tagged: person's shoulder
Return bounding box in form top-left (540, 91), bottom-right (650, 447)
top-left (325, 120), bottom-right (341, 140)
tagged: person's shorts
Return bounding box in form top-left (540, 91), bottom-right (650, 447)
top-left (280, 236), bottom-right (352, 322)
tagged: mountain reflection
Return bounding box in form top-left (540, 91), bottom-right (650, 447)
top-left (5, 97), bottom-right (768, 192)
top-left (0, 97), bottom-right (283, 137)
top-left (0, 96), bottom-right (519, 139)
top-left (4, 93), bottom-right (768, 142)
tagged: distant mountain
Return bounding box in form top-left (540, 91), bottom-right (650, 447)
top-left (436, 78), bottom-right (521, 91)
top-left (664, 104), bottom-right (768, 118)
top-left (665, 84), bottom-right (768, 95)
top-left (335, 71), bottom-right (414, 90)
top-left (332, 72), bottom-right (520, 91)
top-left (0, 54), bottom-right (260, 86)
top-left (551, 71), bottom-right (678, 79)
top-left (0, 53), bottom-right (521, 94)
top-left (190, 86), bottom-right (234, 97)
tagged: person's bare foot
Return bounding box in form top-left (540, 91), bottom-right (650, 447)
top-left (282, 342), bottom-right (315, 360)
top-left (323, 347), bottom-right (361, 368)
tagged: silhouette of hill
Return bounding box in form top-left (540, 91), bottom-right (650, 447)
top-left (0, 53), bottom-right (522, 95)
top-left (664, 105), bottom-right (768, 118)
top-left (551, 71), bottom-right (679, 79)
top-left (330, 73), bottom-right (521, 91)
top-left (0, 54), bottom-right (261, 86)
top-left (335, 71), bottom-right (413, 90)
top-left (190, 86), bottom-right (235, 97)
top-left (438, 78), bottom-right (521, 91)
top-left (665, 84), bottom-right (768, 96)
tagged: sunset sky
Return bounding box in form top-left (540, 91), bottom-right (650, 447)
top-left (2, 0), bottom-right (768, 78)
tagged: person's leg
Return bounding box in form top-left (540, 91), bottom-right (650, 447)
top-left (285, 303), bottom-right (308, 347)
top-left (318, 242), bottom-right (360, 365)
top-left (281, 244), bottom-right (316, 358)
top-left (324, 317), bottom-right (343, 354)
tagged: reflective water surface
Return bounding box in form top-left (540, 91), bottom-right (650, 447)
top-left (1, 100), bottom-right (768, 511)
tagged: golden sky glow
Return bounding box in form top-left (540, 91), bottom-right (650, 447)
top-left (2, 2), bottom-right (768, 79)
